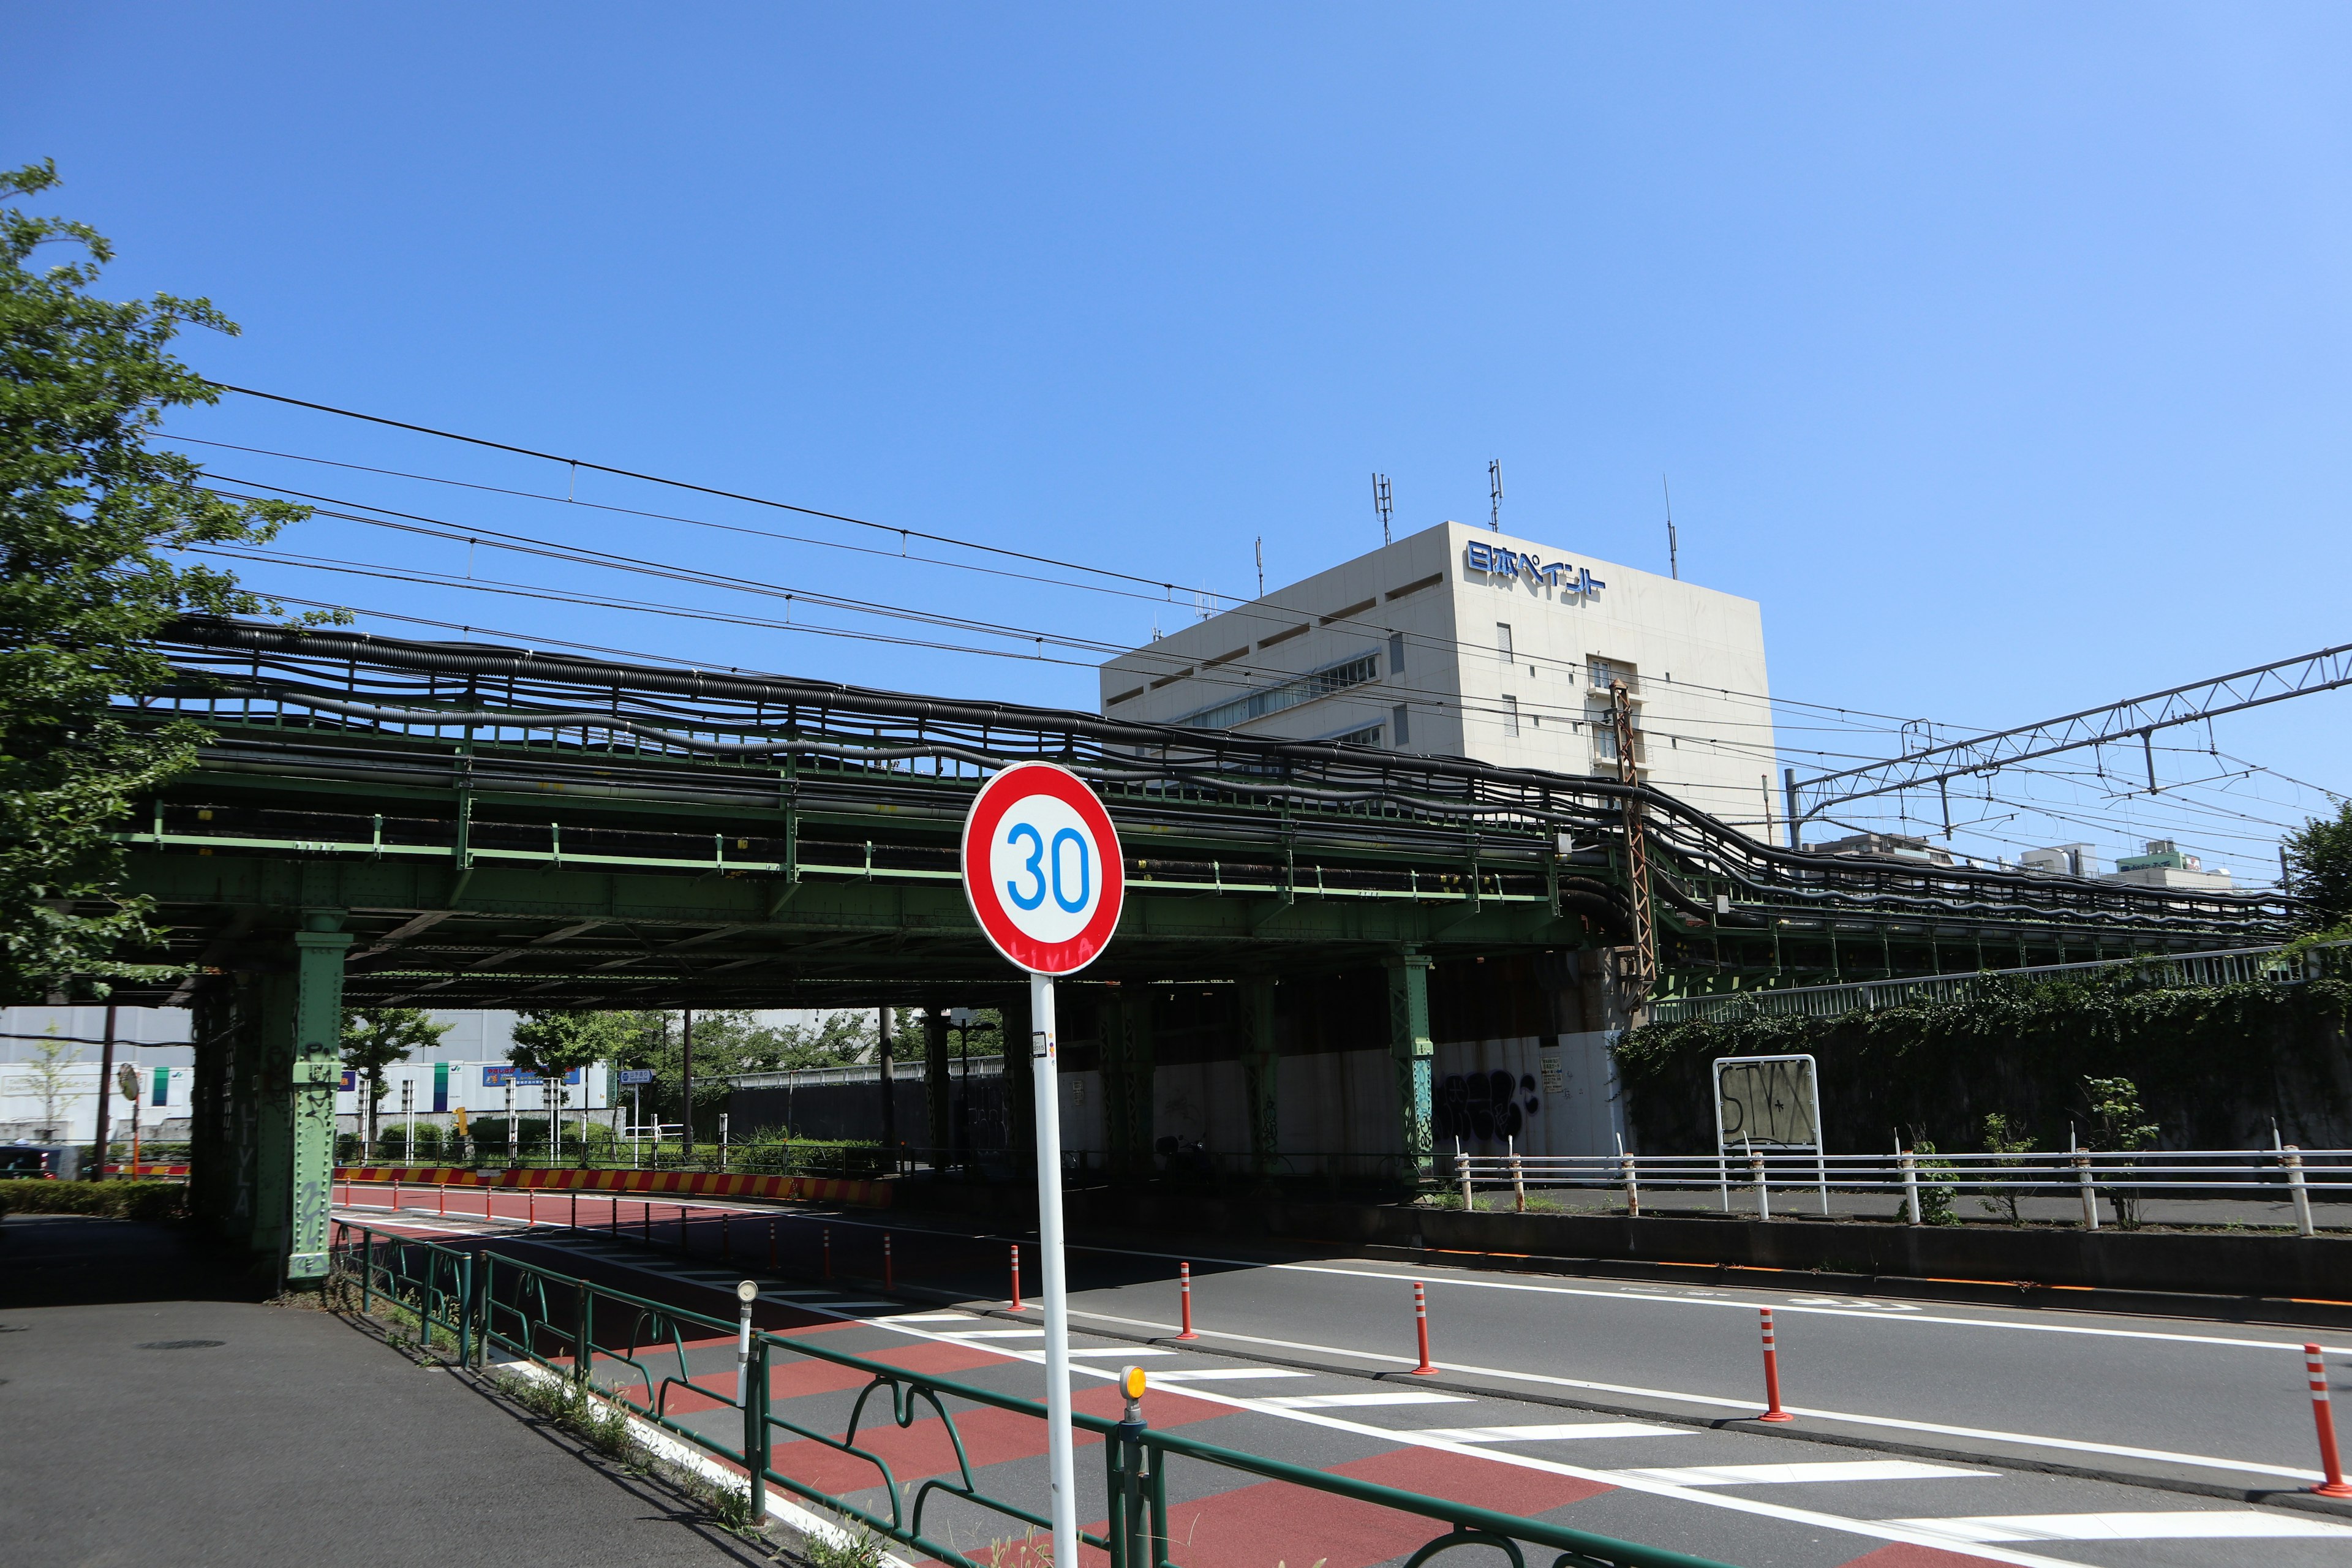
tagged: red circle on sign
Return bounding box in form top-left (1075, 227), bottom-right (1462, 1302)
top-left (961, 761), bottom-right (1125, 976)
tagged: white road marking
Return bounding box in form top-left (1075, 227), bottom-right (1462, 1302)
top-left (461, 1218), bottom-right (2101, 1568)
top-left (1619, 1461), bottom-right (1995, 1487)
top-left (783, 1208), bottom-right (2352, 1359)
top-left (891, 1313), bottom-right (984, 1323)
top-left (1887, 1511), bottom-right (2352, 1542)
top-left (1261, 1392), bottom-right (1474, 1409)
top-left (1058, 1303), bottom-right (2332, 1483)
top-left (1064, 1348), bottom-right (1175, 1358)
top-left (1420, 1423), bottom-right (1687, 1442)
top-left (946, 1329), bottom-right (1046, 1339)
top-left (1145, 1368), bottom-right (1313, 1382)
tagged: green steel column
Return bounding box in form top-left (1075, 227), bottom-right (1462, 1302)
top-left (1384, 954), bottom-right (1434, 1177)
top-left (1239, 978), bottom-right (1279, 1178)
top-left (923, 1007), bottom-right (951, 1164)
top-left (262, 921), bottom-right (348, 1288)
top-left (1100, 989), bottom-right (1155, 1178)
top-left (1003, 983), bottom-right (1035, 1169)
top-left (249, 973), bottom-right (296, 1260)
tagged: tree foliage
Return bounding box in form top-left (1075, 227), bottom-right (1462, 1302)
top-left (2284, 801), bottom-right (2352, 934)
top-left (340, 1007), bottom-right (450, 1144)
top-left (1, 159), bottom-right (321, 1003)
top-left (606, 1009), bottom-right (884, 1134)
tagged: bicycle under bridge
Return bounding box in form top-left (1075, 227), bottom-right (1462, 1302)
top-left (88, 619), bottom-right (2292, 1283)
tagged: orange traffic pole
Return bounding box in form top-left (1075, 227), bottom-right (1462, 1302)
top-left (1758, 1309), bottom-right (1794, 1422)
top-left (2307, 1344), bottom-right (2352, 1496)
top-left (1411, 1281), bottom-right (1436, 1374)
top-left (1177, 1262), bottom-right (1199, 1340)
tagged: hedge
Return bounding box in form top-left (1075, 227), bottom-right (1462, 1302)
top-left (0, 1179), bottom-right (188, 1221)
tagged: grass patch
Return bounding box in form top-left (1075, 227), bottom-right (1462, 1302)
top-left (491, 1368), bottom-right (763, 1537)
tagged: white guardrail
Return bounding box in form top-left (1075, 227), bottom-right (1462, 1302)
top-left (1451, 1142), bottom-right (2351, 1235)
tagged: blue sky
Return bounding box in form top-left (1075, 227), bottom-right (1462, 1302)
top-left (11, 4), bottom-right (2349, 878)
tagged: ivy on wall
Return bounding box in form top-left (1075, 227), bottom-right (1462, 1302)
top-left (1614, 970), bottom-right (2352, 1155)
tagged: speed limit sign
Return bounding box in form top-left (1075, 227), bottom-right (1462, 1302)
top-left (958, 760), bottom-right (1124, 1566)
top-left (960, 761), bottom-right (1125, 976)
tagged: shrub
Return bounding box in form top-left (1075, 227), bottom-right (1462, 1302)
top-left (0, 1178), bottom-right (186, 1220)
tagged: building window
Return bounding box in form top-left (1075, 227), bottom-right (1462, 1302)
top-left (1330, 723), bottom-right (1383, 747)
top-left (1497, 623), bottom-right (1514, 663)
top-left (1388, 631), bottom-right (1405, 677)
top-left (1501, 695), bottom-right (1520, 737)
top-left (1391, 703), bottom-right (1411, 748)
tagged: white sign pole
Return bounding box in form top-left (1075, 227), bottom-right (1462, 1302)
top-left (958, 760), bottom-right (1123, 1568)
top-left (1030, 968), bottom-right (1076, 1568)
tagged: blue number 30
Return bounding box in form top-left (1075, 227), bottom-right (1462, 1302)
top-left (1005, 822), bottom-right (1090, 914)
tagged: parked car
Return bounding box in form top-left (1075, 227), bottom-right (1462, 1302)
top-left (0, 1145), bottom-right (58, 1178)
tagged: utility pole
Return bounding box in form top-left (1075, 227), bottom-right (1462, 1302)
top-left (94, 1003), bottom-right (116, 1177)
top-left (1372, 473), bottom-right (1393, 545)
top-left (680, 1007), bottom-right (695, 1156)
top-left (1664, 475), bottom-right (1678, 580)
top-left (1488, 459), bottom-right (1504, 532)
top-left (1610, 682), bottom-right (1657, 1002)
top-left (876, 1005), bottom-right (898, 1171)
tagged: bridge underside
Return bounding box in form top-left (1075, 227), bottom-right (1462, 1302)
top-left (88, 620), bottom-right (2289, 1285)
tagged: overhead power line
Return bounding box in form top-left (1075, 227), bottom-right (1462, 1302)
top-left (199, 380), bottom-right (1242, 605)
top-left (1787, 641), bottom-right (2352, 827)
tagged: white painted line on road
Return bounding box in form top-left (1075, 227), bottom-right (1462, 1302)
top-left (1261, 1392), bottom-right (1474, 1409)
top-left (1885, 1511), bottom-right (2352, 1542)
top-left (1618, 1461), bottom-right (1994, 1487)
top-left (1064, 1348), bottom-right (1175, 1358)
top-left (892, 1313), bottom-right (984, 1322)
top-left (489, 1224), bottom-right (2100, 1568)
top-left (1145, 1368), bottom-right (1313, 1382)
top-left (1058, 1303), bottom-right (2332, 1483)
top-left (947, 1329), bottom-right (1047, 1339)
top-left (1419, 1423), bottom-right (1687, 1442)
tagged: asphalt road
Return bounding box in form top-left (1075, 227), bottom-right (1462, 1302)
top-left (349, 1186), bottom-right (2352, 1568)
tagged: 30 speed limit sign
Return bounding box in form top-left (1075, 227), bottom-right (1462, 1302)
top-left (960, 761), bottom-right (1125, 976)
top-left (958, 760), bottom-right (1123, 1568)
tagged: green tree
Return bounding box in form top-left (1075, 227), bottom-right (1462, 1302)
top-left (511, 1008), bottom-right (643, 1156)
top-left (340, 1008), bottom-right (450, 1151)
top-left (2283, 802), bottom-right (2352, 935)
top-left (1977, 1112), bottom-right (2036, 1225)
top-left (2, 159), bottom-right (323, 1002)
top-left (616, 1009), bottom-right (883, 1142)
top-left (5, 1027), bottom-right (86, 1140)
top-left (2082, 1074), bottom-right (2158, 1229)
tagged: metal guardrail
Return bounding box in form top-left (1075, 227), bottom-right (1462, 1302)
top-left (1648, 940), bottom-right (2346, 1023)
top-left (1452, 1144), bottom-right (2350, 1233)
top-left (327, 1219), bottom-right (1732, 1568)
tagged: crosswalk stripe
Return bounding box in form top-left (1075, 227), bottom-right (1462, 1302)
top-left (1419, 1423), bottom-right (1687, 1444)
top-left (1148, 1368), bottom-right (1313, 1382)
top-left (948, 1329), bottom-right (1047, 1339)
top-left (1262, 1392), bottom-right (1475, 1409)
top-left (1065, 1348), bottom-right (1175, 1358)
top-left (1883, 1511), bottom-right (2352, 1542)
top-left (1619, 1461), bottom-right (1992, 1487)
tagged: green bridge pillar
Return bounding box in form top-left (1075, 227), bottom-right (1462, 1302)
top-left (190, 913), bottom-right (349, 1286)
top-left (1384, 953), bottom-right (1434, 1180)
top-left (1239, 978), bottom-right (1278, 1178)
top-left (1100, 987), bottom-right (1156, 1178)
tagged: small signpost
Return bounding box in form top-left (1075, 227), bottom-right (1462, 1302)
top-left (961, 761), bottom-right (1125, 1568)
top-left (1711, 1053), bottom-right (1830, 1216)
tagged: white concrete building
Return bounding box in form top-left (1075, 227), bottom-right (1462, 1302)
top-left (1098, 521), bottom-right (1777, 827)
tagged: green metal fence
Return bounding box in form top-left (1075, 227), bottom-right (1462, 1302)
top-left (328, 1219), bottom-right (1733, 1568)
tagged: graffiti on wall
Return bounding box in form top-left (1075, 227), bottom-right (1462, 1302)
top-left (1435, 1069), bottom-right (1541, 1145)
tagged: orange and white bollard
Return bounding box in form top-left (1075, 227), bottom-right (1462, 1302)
top-left (769, 1218), bottom-right (778, 1271)
top-left (2306, 1344), bottom-right (2352, 1497)
top-left (528, 1190), bottom-right (536, 1227)
top-left (1011, 1243), bottom-right (1023, 1312)
top-left (823, 1227), bottom-right (833, 1280)
top-left (391, 1177), bottom-right (402, 1212)
top-left (883, 1232), bottom-right (895, 1292)
top-left (722, 1212), bottom-right (732, 1259)
top-left (1757, 1308), bottom-right (1793, 1422)
top-left (1411, 1281), bottom-right (1437, 1374)
top-left (1177, 1262), bottom-right (1199, 1340)
top-left (438, 1185), bottom-right (446, 1216)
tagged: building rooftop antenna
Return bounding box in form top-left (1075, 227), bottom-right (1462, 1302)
top-left (1372, 473), bottom-right (1393, 545)
top-left (1255, 537), bottom-right (1264, 598)
top-left (1663, 473), bottom-right (1679, 580)
top-left (1488, 459), bottom-right (1504, 533)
